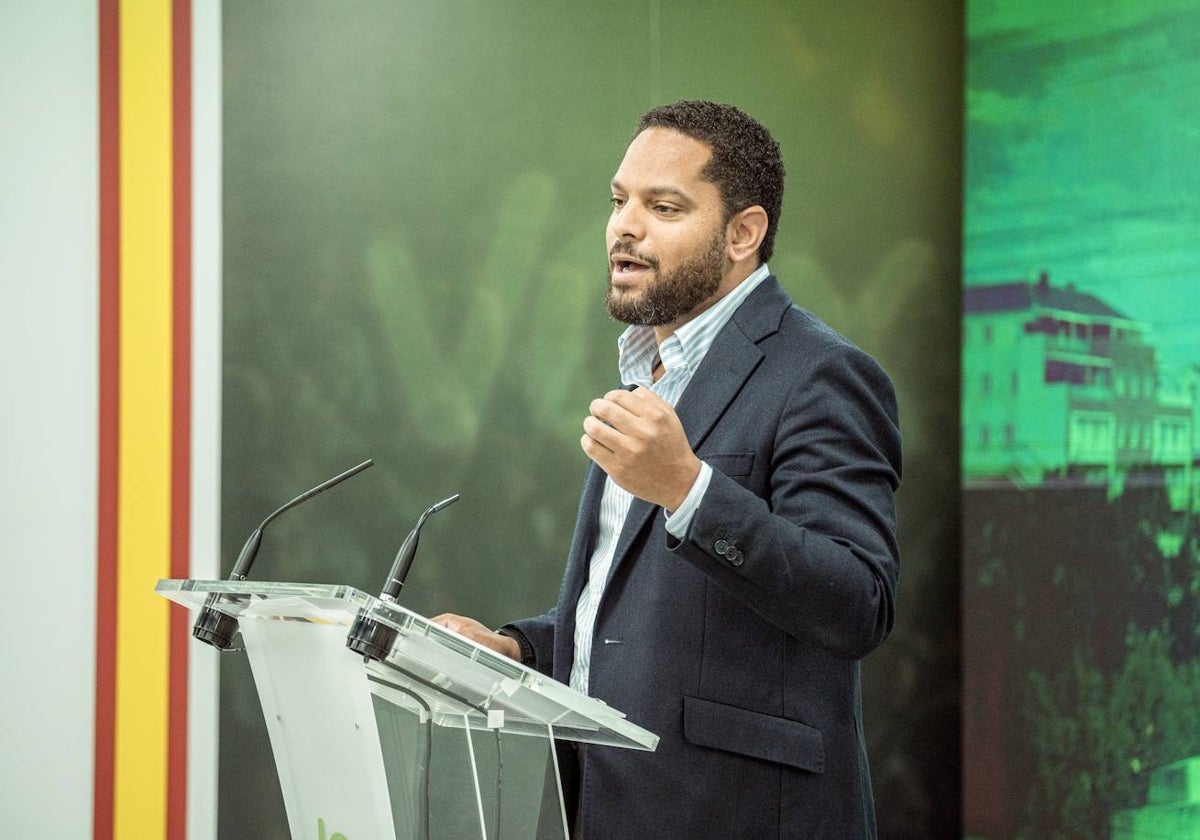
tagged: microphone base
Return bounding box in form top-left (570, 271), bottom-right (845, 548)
top-left (346, 610), bottom-right (397, 662)
top-left (192, 603), bottom-right (240, 650)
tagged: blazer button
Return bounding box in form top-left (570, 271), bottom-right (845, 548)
top-left (726, 549), bottom-right (744, 566)
top-left (714, 539), bottom-right (730, 555)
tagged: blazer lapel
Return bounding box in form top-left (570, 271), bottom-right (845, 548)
top-left (602, 277), bottom-right (793, 588)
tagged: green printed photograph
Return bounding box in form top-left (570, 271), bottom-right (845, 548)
top-left (962, 2), bottom-right (1200, 838)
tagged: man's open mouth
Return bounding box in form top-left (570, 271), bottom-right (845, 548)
top-left (611, 256), bottom-right (652, 274)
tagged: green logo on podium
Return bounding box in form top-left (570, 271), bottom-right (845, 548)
top-left (317, 816), bottom-right (347, 840)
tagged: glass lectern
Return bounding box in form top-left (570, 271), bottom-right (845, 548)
top-left (157, 580), bottom-right (658, 840)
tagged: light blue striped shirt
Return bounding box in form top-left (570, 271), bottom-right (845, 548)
top-left (570, 263), bottom-right (771, 693)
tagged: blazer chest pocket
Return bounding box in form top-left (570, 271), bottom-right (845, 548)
top-left (682, 695), bottom-right (824, 774)
top-left (704, 452), bottom-right (755, 479)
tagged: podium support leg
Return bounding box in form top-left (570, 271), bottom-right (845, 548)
top-left (463, 713), bottom-right (489, 839)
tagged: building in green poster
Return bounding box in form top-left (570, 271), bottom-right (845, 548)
top-left (963, 273), bottom-right (1193, 507)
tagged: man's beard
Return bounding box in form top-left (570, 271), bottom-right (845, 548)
top-left (605, 228), bottom-right (726, 326)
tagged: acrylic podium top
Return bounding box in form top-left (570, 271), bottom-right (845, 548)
top-left (157, 579), bottom-right (658, 752)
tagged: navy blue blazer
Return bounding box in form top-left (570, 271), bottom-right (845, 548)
top-left (510, 276), bottom-right (902, 839)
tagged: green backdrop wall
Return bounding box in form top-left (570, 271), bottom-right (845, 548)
top-left (220, 3), bottom-right (963, 837)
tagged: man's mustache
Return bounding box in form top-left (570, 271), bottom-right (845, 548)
top-left (609, 241), bottom-right (660, 270)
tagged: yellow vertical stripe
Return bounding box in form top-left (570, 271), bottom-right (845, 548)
top-left (115, 1), bottom-right (173, 837)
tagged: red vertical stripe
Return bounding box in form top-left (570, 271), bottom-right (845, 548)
top-left (95, 1), bottom-right (120, 838)
top-left (168, 1), bottom-right (192, 838)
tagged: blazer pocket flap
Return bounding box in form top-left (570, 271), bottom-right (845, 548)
top-left (704, 453), bottom-right (755, 478)
top-left (683, 696), bottom-right (824, 773)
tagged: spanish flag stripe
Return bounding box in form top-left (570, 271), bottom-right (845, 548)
top-left (113, 0), bottom-right (173, 836)
top-left (167, 0), bottom-right (193, 837)
top-left (94, 0), bottom-right (121, 836)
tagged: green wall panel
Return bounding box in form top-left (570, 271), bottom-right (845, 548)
top-left (221, 3), bottom-right (963, 836)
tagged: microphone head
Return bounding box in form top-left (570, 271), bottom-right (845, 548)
top-left (428, 493), bottom-right (461, 514)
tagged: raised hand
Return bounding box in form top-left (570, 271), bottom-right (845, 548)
top-left (581, 386), bottom-right (701, 511)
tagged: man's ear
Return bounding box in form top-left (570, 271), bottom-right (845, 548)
top-left (726, 205), bottom-right (768, 263)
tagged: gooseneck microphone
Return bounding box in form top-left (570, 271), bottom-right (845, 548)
top-left (229, 458), bottom-right (376, 581)
top-left (347, 492), bottom-right (460, 662)
top-left (380, 494), bottom-right (460, 601)
top-left (193, 458), bottom-right (375, 649)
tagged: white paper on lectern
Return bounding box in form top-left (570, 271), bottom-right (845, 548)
top-left (240, 615), bottom-right (395, 840)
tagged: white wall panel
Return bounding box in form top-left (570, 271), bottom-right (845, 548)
top-left (0, 2), bottom-right (99, 836)
top-left (188, 3), bottom-right (222, 838)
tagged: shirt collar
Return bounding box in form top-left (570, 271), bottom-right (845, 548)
top-left (618, 263), bottom-right (771, 386)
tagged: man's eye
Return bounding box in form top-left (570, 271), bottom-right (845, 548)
top-left (610, 197), bottom-right (626, 209)
top-left (655, 205), bottom-right (678, 215)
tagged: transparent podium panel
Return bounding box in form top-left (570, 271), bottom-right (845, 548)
top-left (368, 683), bottom-right (569, 840)
top-left (157, 579), bottom-right (656, 840)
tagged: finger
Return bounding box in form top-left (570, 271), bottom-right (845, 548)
top-left (581, 432), bottom-right (617, 467)
top-left (581, 433), bottom-right (601, 461)
top-left (582, 415), bottom-right (623, 450)
top-left (608, 386), bottom-right (669, 415)
top-left (604, 388), bottom-right (647, 412)
top-left (590, 396), bottom-right (639, 429)
top-left (431, 613), bottom-right (467, 631)
top-left (438, 617), bottom-right (491, 643)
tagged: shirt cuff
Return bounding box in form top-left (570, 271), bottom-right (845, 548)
top-left (665, 461), bottom-right (712, 538)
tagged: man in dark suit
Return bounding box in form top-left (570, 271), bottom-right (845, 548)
top-left (436, 101), bottom-right (901, 839)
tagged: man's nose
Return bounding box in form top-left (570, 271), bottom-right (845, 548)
top-left (608, 202), bottom-right (645, 241)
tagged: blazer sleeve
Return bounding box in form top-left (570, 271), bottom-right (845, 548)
top-left (667, 339), bottom-right (902, 660)
top-left (502, 607), bottom-right (557, 676)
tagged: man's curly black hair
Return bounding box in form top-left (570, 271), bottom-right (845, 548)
top-left (635, 100), bottom-right (785, 262)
